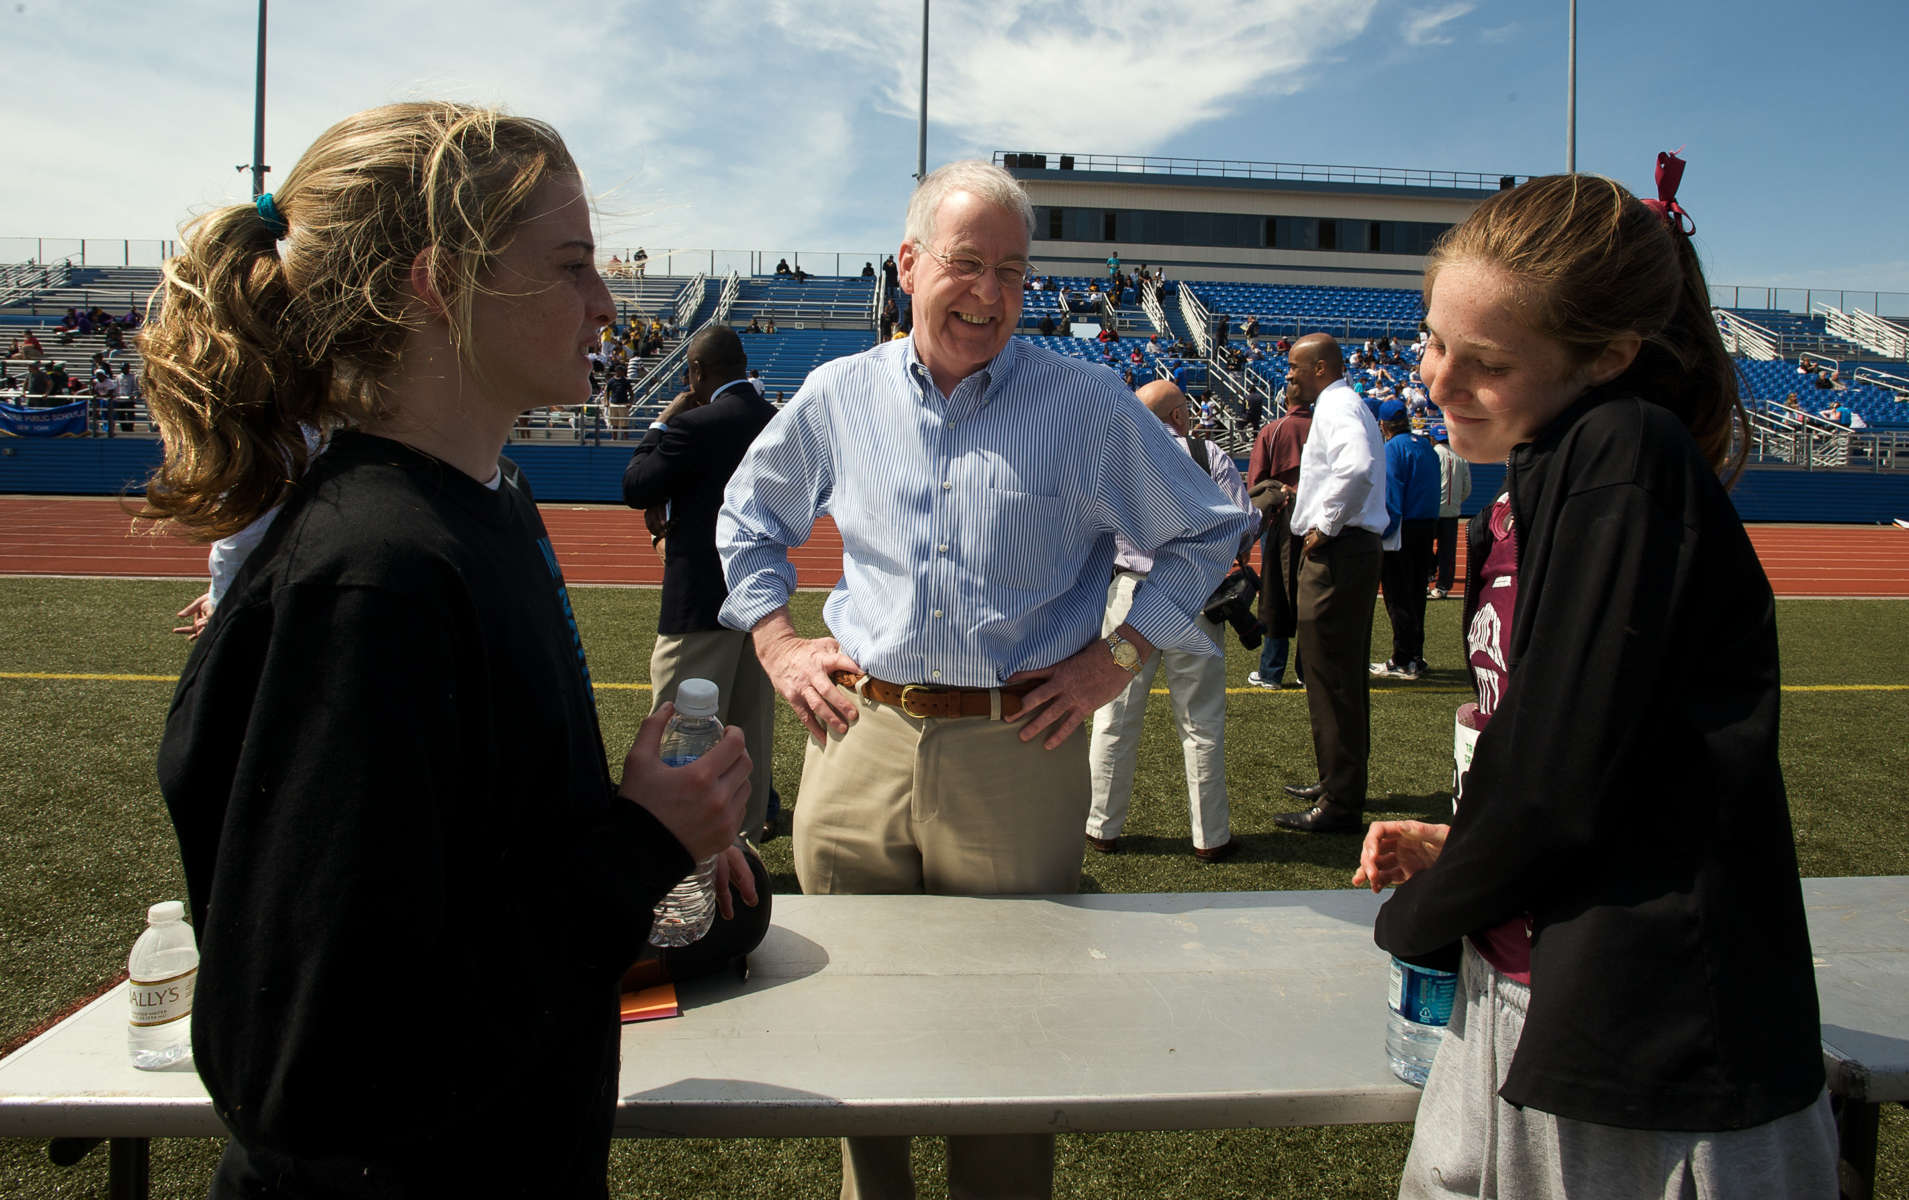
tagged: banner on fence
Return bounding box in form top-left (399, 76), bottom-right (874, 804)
top-left (0, 400), bottom-right (88, 436)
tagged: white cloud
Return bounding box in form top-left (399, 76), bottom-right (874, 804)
top-left (756, 0), bottom-right (1379, 155)
top-left (1402, 2), bottom-right (1475, 46)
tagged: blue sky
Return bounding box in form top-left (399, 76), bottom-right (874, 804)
top-left (4, 0), bottom-right (1904, 297)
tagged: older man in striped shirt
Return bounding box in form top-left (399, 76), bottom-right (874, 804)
top-left (717, 159), bottom-right (1249, 1200)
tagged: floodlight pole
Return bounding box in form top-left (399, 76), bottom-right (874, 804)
top-left (916, 0), bottom-right (931, 180)
top-left (250, 0), bottom-right (269, 198)
top-left (1565, 0), bottom-right (1577, 173)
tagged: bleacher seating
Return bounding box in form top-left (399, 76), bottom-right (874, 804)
top-left (1188, 281), bottom-right (1423, 341)
top-left (729, 276), bottom-right (875, 330)
top-left (737, 330), bottom-right (877, 399)
top-left (5, 254), bottom-right (1905, 446)
top-left (1735, 357), bottom-right (1908, 428)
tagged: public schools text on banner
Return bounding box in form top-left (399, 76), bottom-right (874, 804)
top-left (0, 401), bottom-right (88, 437)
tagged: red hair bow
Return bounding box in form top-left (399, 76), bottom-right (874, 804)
top-left (1641, 149), bottom-right (1695, 236)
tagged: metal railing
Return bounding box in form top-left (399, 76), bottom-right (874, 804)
top-left (712, 271), bottom-right (741, 326)
top-left (1844, 307), bottom-right (1909, 359)
top-left (1140, 281), bottom-right (1170, 338)
top-left (1714, 309), bottom-right (1777, 360)
top-left (603, 248), bottom-right (889, 280)
top-left (1711, 284), bottom-right (1909, 322)
top-left (992, 152), bottom-right (1522, 192)
top-left (673, 272), bottom-right (708, 329)
top-left (1853, 366), bottom-right (1909, 401)
top-left (1745, 404), bottom-right (1908, 472)
top-left (1179, 288), bottom-right (1212, 357)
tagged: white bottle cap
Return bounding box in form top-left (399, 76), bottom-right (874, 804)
top-left (675, 678), bottom-right (720, 718)
top-left (147, 901), bottom-right (186, 924)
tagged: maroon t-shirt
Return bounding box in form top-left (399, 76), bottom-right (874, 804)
top-left (1464, 492), bottom-right (1532, 981)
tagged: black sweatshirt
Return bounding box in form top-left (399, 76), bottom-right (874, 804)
top-left (1374, 389), bottom-right (1824, 1132)
top-left (158, 433), bottom-right (692, 1197)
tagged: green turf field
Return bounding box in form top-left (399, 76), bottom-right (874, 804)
top-left (1, 578), bottom-right (1904, 1198)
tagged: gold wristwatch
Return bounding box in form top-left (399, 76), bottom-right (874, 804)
top-left (1103, 631), bottom-right (1142, 675)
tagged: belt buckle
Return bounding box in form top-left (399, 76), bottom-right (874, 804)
top-left (898, 683), bottom-right (938, 718)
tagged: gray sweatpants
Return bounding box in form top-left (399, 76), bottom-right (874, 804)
top-left (1399, 940), bottom-right (1837, 1199)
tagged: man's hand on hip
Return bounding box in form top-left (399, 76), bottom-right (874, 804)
top-left (1006, 626), bottom-right (1151, 750)
top-left (752, 607), bottom-right (863, 745)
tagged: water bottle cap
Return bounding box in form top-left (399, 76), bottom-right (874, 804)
top-left (675, 677), bottom-right (720, 718)
top-left (147, 901), bottom-right (186, 924)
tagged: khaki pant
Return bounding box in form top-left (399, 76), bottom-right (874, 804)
top-left (796, 685), bottom-right (1089, 1200)
top-left (649, 628), bottom-right (775, 836)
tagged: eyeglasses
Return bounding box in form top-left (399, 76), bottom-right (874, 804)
top-left (922, 245), bottom-right (1033, 290)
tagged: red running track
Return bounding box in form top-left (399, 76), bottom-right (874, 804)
top-left (2, 497), bottom-right (1907, 597)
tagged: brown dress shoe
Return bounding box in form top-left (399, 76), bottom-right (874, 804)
top-left (1270, 800), bottom-right (1364, 834)
top-left (1192, 838), bottom-right (1240, 864)
top-left (1085, 833), bottom-right (1120, 854)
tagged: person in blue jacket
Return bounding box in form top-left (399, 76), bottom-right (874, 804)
top-left (1373, 398), bottom-right (1441, 678)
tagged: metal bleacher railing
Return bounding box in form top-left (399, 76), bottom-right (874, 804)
top-left (992, 152), bottom-right (1522, 192)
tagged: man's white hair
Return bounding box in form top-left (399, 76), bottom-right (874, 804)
top-left (904, 160), bottom-right (1034, 250)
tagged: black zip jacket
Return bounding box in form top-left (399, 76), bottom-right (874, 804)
top-left (1374, 388), bottom-right (1824, 1131)
top-left (159, 433), bottom-right (692, 1196)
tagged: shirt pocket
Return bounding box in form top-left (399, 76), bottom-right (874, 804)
top-left (973, 487), bottom-right (1071, 591)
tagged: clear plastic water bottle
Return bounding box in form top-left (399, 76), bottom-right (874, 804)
top-left (649, 678), bottom-right (726, 948)
top-left (1386, 956), bottom-right (1457, 1086)
top-left (128, 901), bottom-right (198, 1070)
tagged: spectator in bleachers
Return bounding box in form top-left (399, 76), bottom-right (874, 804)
top-left (1037, 312), bottom-right (1055, 336)
top-left (861, 261), bottom-right (875, 278)
top-left (57, 308), bottom-right (79, 334)
top-left (1057, 312), bottom-right (1071, 336)
top-left (748, 369), bottom-right (765, 397)
top-left (45, 361), bottom-right (70, 395)
top-left (1371, 399), bottom-right (1439, 680)
top-left (632, 247), bottom-right (647, 278)
top-left (4, 335), bottom-right (21, 359)
top-left (104, 322), bottom-right (126, 354)
top-left (1819, 399), bottom-right (1853, 426)
top-left (764, 316), bottom-right (778, 334)
top-left (1096, 325), bottom-right (1117, 344)
top-left (881, 253), bottom-right (898, 296)
top-left (605, 254), bottom-right (623, 276)
top-left (746, 317), bottom-right (762, 334)
top-left (1358, 167), bottom-right (1835, 1197)
top-left (774, 257), bottom-right (792, 275)
top-left (119, 307), bottom-right (142, 329)
top-left (1244, 315), bottom-right (1260, 340)
top-left (1106, 249), bottom-right (1119, 278)
top-left (25, 361), bottom-right (50, 402)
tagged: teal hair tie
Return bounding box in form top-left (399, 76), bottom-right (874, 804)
top-left (254, 192), bottom-right (288, 238)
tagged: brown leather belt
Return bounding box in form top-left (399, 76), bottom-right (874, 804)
top-left (829, 670), bottom-right (1036, 720)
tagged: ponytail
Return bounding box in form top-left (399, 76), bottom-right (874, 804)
top-left (138, 204), bottom-right (327, 539)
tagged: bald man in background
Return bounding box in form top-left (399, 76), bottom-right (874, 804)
top-left (1085, 381), bottom-right (1257, 863)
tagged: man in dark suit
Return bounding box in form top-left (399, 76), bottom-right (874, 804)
top-left (624, 326), bottom-right (779, 840)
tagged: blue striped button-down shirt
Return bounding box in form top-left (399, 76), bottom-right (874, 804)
top-left (717, 335), bottom-right (1252, 689)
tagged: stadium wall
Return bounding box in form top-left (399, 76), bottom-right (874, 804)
top-left (4, 439), bottom-right (1907, 525)
top-left (1012, 168), bottom-right (1487, 286)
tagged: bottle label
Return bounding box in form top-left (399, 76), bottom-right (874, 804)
top-left (129, 967), bottom-right (197, 1027)
top-left (1388, 959), bottom-right (1456, 1027)
top-left (660, 754), bottom-right (701, 768)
